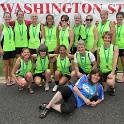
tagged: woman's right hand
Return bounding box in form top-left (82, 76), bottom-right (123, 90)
top-left (16, 57), bottom-right (21, 64)
top-left (84, 98), bottom-right (91, 105)
top-left (77, 71), bottom-right (83, 78)
top-left (18, 78), bottom-right (26, 87)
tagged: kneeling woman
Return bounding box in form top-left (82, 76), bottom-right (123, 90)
top-left (97, 31), bottom-right (118, 96)
top-left (33, 44), bottom-right (56, 91)
top-left (39, 68), bottom-right (104, 118)
top-left (52, 45), bottom-right (72, 92)
top-left (71, 40), bottom-right (97, 83)
top-left (11, 48), bottom-right (34, 94)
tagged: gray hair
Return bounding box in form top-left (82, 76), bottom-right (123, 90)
top-left (76, 39), bottom-right (85, 48)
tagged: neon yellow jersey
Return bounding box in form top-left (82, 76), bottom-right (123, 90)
top-left (99, 44), bottom-right (114, 73)
top-left (59, 27), bottom-right (69, 49)
top-left (28, 23), bottom-right (41, 49)
top-left (3, 24), bottom-right (15, 51)
top-left (44, 25), bottom-right (57, 52)
top-left (97, 20), bottom-right (110, 47)
top-left (14, 20), bottom-right (28, 47)
top-left (114, 23), bottom-right (124, 49)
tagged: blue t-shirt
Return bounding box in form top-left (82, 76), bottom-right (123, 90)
top-left (68, 75), bottom-right (104, 108)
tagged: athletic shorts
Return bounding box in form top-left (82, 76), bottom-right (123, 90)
top-left (71, 47), bottom-right (77, 54)
top-left (49, 51), bottom-right (54, 54)
top-left (29, 49), bottom-right (37, 54)
top-left (119, 49), bottom-right (124, 57)
top-left (15, 47), bottom-right (24, 55)
top-left (58, 71), bottom-right (71, 80)
top-left (79, 67), bottom-right (88, 75)
top-left (59, 86), bottom-right (77, 113)
top-left (3, 50), bottom-right (15, 60)
top-left (33, 72), bottom-right (46, 80)
top-left (103, 71), bottom-right (111, 82)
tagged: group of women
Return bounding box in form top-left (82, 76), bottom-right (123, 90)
top-left (0, 9), bottom-right (124, 117)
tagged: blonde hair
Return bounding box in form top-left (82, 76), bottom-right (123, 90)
top-left (102, 31), bottom-right (113, 40)
top-left (76, 39), bottom-right (85, 48)
top-left (100, 10), bottom-right (108, 15)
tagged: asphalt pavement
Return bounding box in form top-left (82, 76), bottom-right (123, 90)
top-left (0, 80), bottom-right (124, 124)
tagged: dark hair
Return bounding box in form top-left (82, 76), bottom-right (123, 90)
top-left (3, 12), bottom-right (11, 18)
top-left (116, 12), bottom-right (124, 18)
top-left (16, 10), bottom-right (24, 16)
top-left (61, 15), bottom-right (69, 21)
top-left (59, 45), bottom-right (67, 51)
top-left (37, 44), bottom-right (48, 55)
top-left (88, 68), bottom-right (104, 84)
top-left (46, 14), bottom-right (54, 25)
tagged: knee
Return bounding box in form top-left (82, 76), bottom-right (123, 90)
top-left (71, 71), bottom-right (76, 77)
top-left (26, 72), bottom-right (33, 79)
top-left (55, 70), bottom-right (60, 76)
top-left (45, 69), bottom-right (51, 75)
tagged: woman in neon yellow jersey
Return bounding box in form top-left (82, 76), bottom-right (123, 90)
top-left (52, 45), bottom-right (73, 92)
top-left (71, 40), bottom-right (97, 83)
top-left (11, 48), bottom-right (34, 94)
top-left (10, 10), bottom-right (31, 58)
top-left (114, 12), bottom-right (124, 82)
top-left (0, 12), bottom-right (16, 86)
top-left (59, 15), bottom-right (74, 53)
top-left (33, 44), bottom-right (57, 91)
top-left (28, 12), bottom-right (44, 54)
top-left (97, 10), bottom-right (115, 47)
top-left (85, 15), bottom-right (98, 53)
top-left (72, 13), bottom-right (86, 54)
top-left (97, 31), bottom-right (118, 96)
top-left (44, 14), bottom-right (59, 76)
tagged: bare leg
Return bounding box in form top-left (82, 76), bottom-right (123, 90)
top-left (46, 91), bottom-right (62, 113)
top-left (3, 60), bottom-right (9, 83)
top-left (9, 58), bottom-right (15, 81)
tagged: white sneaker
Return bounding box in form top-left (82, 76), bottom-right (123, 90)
top-left (52, 85), bottom-right (58, 92)
top-left (38, 83), bottom-right (42, 87)
top-left (45, 84), bottom-right (49, 91)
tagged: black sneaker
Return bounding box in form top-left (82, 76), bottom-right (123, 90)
top-left (39, 103), bottom-right (48, 110)
top-left (109, 87), bottom-right (115, 96)
top-left (39, 107), bottom-right (51, 118)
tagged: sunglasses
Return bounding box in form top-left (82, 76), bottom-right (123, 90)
top-left (39, 50), bottom-right (47, 52)
top-left (86, 19), bottom-right (93, 21)
top-left (61, 20), bottom-right (67, 22)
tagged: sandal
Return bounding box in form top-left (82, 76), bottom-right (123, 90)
top-left (39, 107), bottom-right (51, 118)
top-left (6, 82), bottom-right (12, 86)
top-left (39, 103), bottom-right (48, 110)
top-left (28, 88), bottom-right (34, 94)
top-left (19, 86), bottom-right (24, 91)
top-left (116, 79), bottom-right (124, 83)
top-left (10, 81), bottom-right (16, 85)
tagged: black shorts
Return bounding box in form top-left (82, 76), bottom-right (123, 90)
top-left (15, 47), bottom-right (24, 55)
top-left (59, 86), bottom-right (77, 113)
top-left (62, 74), bottom-right (71, 80)
top-left (79, 67), bottom-right (88, 75)
top-left (3, 50), bottom-right (15, 60)
top-left (71, 47), bottom-right (77, 54)
top-left (119, 49), bottom-right (124, 57)
top-left (49, 51), bottom-right (54, 54)
top-left (103, 71), bottom-right (111, 82)
top-left (33, 72), bottom-right (46, 80)
top-left (29, 49), bottom-right (37, 54)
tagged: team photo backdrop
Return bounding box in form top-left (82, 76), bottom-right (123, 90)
top-left (0, 0), bottom-right (124, 26)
